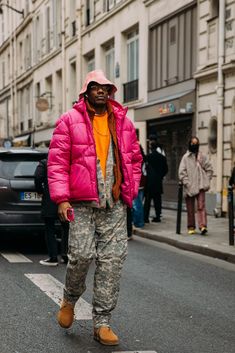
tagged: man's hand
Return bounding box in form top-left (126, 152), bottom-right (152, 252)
top-left (58, 201), bottom-right (72, 222)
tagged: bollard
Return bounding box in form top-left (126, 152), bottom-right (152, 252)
top-left (176, 182), bottom-right (183, 234)
top-left (228, 185), bottom-right (234, 246)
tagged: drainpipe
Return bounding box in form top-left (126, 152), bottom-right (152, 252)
top-left (215, 0), bottom-right (225, 217)
top-left (61, 0), bottom-right (66, 111)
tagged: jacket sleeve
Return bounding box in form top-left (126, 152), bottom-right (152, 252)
top-left (34, 160), bottom-right (46, 194)
top-left (178, 155), bottom-right (189, 186)
top-left (47, 115), bottom-right (71, 204)
top-left (203, 155), bottom-right (213, 180)
top-left (130, 124), bottom-right (143, 198)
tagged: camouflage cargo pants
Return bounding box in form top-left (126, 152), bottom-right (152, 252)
top-left (64, 201), bottom-right (128, 328)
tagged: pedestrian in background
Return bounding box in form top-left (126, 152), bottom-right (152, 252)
top-left (132, 144), bottom-right (146, 228)
top-left (47, 70), bottom-right (142, 346)
top-left (178, 136), bottom-right (213, 235)
top-left (148, 133), bottom-right (166, 156)
top-left (34, 159), bottom-right (69, 266)
top-left (229, 165), bottom-right (235, 187)
top-left (144, 136), bottom-right (168, 223)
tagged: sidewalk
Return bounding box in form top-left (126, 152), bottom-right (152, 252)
top-left (133, 209), bottom-right (235, 264)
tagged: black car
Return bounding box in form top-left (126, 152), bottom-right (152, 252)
top-left (0, 147), bottom-right (49, 233)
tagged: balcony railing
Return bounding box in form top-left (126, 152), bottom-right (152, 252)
top-left (123, 79), bottom-right (138, 103)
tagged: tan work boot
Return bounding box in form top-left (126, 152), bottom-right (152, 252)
top-left (94, 326), bottom-right (119, 346)
top-left (57, 300), bottom-right (74, 328)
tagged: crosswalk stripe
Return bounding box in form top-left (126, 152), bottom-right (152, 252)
top-left (25, 273), bottom-right (92, 320)
top-left (1, 252), bottom-right (32, 263)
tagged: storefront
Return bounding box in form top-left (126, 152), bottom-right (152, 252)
top-left (135, 90), bottom-right (195, 206)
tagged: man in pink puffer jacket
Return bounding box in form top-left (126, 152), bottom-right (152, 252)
top-left (47, 70), bottom-right (142, 346)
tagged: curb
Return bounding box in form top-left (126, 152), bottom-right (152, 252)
top-left (133, 229), bottom-right (235, 264)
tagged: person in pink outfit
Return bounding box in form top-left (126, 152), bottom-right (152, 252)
top-left (178, 136), bottom-right (213, 235)
top-left (47, 70), bottom-right (142, 346)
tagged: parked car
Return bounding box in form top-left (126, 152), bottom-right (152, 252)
top-left (0, 147), bottom-right (50, 234)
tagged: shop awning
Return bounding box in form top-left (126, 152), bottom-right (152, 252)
top-left (33, 127), bottom-right (54, 144)
top-left (135, 89), bottom-right (195, 122)
top-left (12, 134), bottom-right (30, 143)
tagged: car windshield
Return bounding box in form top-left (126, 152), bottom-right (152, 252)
top-left (0, 155), bottom-right (46, 179)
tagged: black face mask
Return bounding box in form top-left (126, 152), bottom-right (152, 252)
top-left (189, 144), bottom-right (199, 154)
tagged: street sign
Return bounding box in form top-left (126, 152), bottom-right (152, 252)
top-left (36, 98), bottom-right (49, 112)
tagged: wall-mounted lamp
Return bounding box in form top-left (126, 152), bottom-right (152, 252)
top-left (0, 3), bottom-right (24, 17)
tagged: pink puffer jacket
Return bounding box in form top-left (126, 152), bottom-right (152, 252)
top-left (47, 98), bottom-right (142, 208)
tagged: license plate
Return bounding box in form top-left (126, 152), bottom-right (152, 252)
top-left (20, 192), bottom-right (42, 201)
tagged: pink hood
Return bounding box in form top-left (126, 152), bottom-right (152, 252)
top-left (79, 69), bottom-right (117, 99)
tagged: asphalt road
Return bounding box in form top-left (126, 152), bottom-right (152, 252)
top-left (0, 233), bottom-right (235, 353)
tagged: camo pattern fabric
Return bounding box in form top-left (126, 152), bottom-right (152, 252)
top-left (96, 137), bottom-right (115, 208)
top-left (64, 200), bottom-right (127, 328)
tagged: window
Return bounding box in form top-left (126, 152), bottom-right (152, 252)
top-left (1, 13), bottom-right (5, 43)
top-left (55, 70), bottom-right (63, 115)
top-left (25, 34), bottom-right (32, 69)
top-left (45, 75), bottom-right (53, 109)
top-left (104, 0), bottom-right (122, 12)
top-left (19, 42), bottom-right (23, 70)
top-left (70, 61), bottom-right (77, 105)
top-left (35, 82), bottom-right (41, 126)
top-left (70, 0), bottom-right (76, 36)
top-left (209, 0), bottom-right (219, 19)
top-left (207, 20), bottom-right (218, 61)
top-left (148, 5), bottom-right (197, 90)
top-left (45, 6), bottom-right (51, 53)
top-left (208, 117), bottom-right (217, 153)
top-left (52, 0), bottom-right (62, 48)
top-left (86, 0), bottom-right (94, 26)
top-left (87, 56), bottom-right (95, 72)
top-left (170, 26), bottom-right (176, 45)
top-left (71, 20), bottom-right (76, 36)
top-left (2, 62), bottom-right (5, 87)
top-left (127, 28), bottom-right (139, 82)
top-left (123, 28), bottom-right (139, 102)
top-left (104, 43), bottom-right (115, 81)
top-left (35, 14), bottom-right (42, 62)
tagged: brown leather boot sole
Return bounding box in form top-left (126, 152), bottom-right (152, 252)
top-left (94, 326), bottom-right (119, 346)
top-left (57, 300), bottom-right (74, 328)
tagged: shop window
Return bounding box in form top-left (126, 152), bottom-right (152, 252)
top-left (208, 117), bottom-right (217, 153)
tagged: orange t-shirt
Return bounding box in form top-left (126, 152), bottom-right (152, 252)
top-left (93, 112), bottom-right (110, 178)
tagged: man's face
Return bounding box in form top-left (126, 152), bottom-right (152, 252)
top-left (86, 82), bottom-right (110, 107)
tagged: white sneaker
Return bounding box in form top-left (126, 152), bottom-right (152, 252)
top-left (39, 258), bottom-right (58, 266)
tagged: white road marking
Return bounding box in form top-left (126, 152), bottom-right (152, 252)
top-left (112, 351), bottom-right (157, 353)
top-left (1, 252), bottom-right (32, 263)
top-left (25, 273), bottom-right (92, 320)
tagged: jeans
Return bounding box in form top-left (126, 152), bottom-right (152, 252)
top-left (185, 190), bottom-right (207, 229)
top-left (132, 189), bottom-right (144, 227)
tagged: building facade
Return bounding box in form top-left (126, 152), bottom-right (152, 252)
top-left (135, 0), bottom-right (198, 206)
top-left (196, 0), bottom-right (235, 214)
top-left (0, 0), bottom-right (233, 213)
